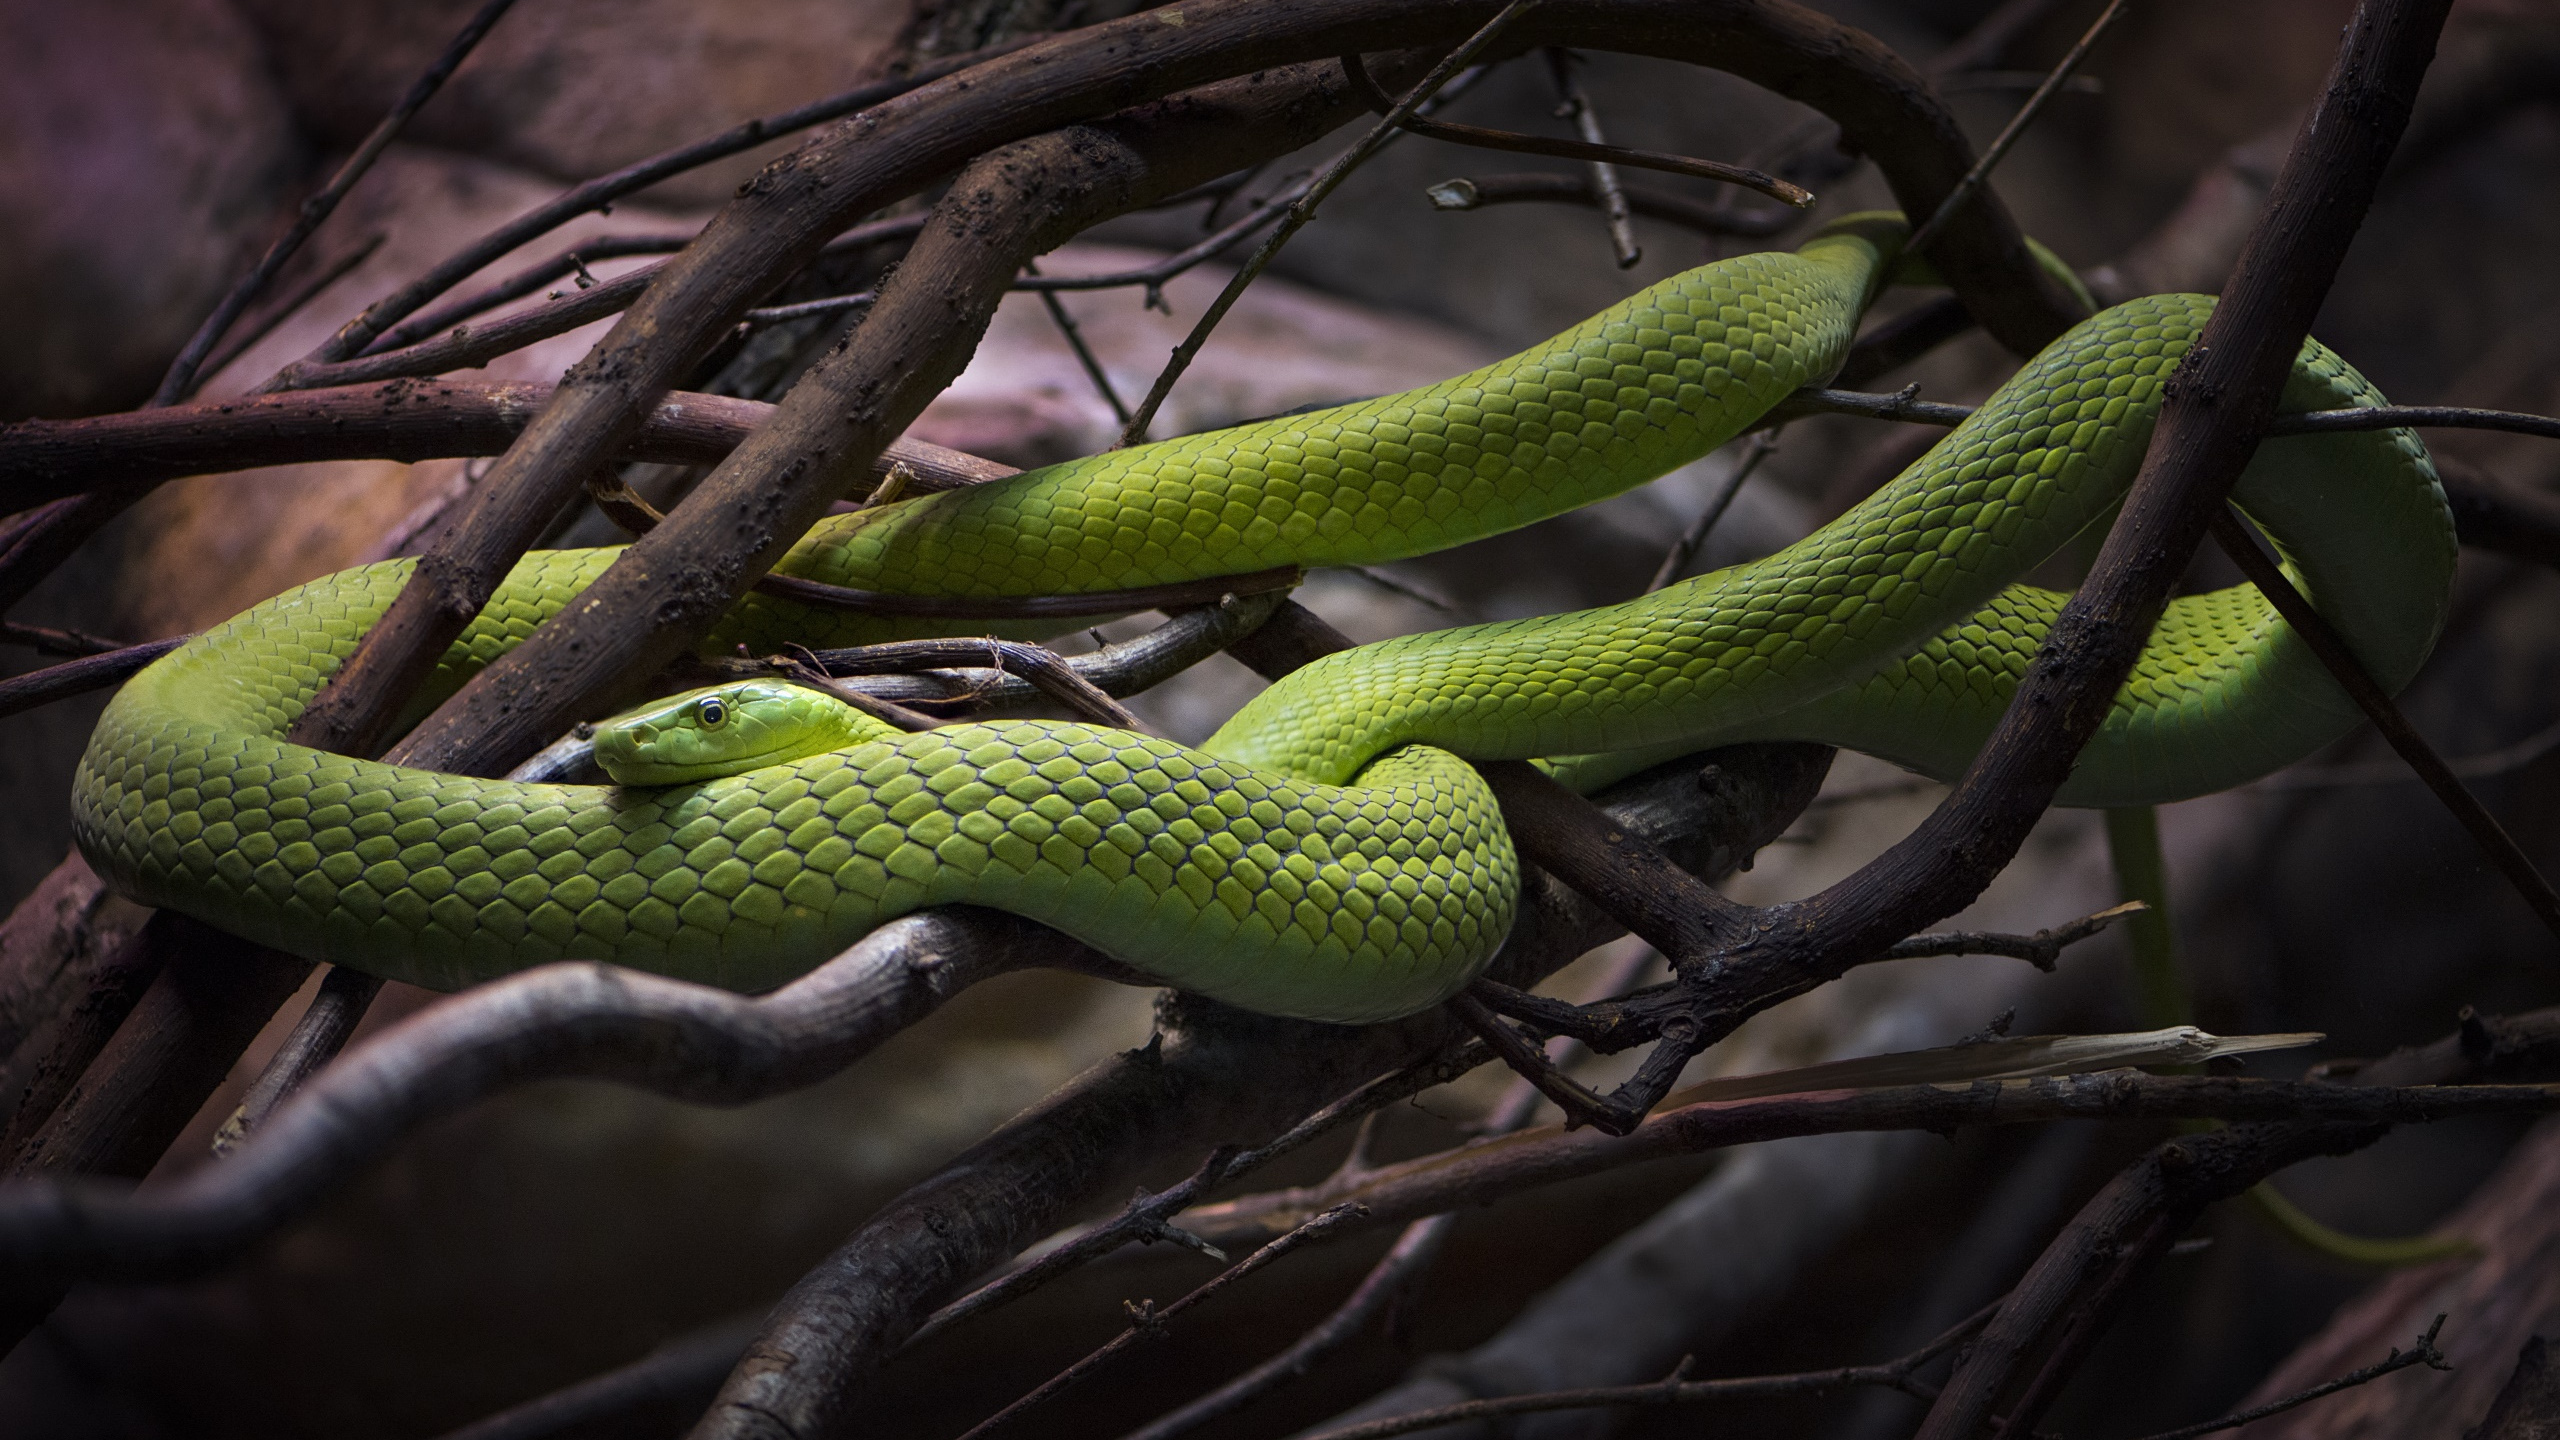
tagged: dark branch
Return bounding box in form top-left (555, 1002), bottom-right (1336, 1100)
top-left (1341, 51), bottom-right (1814, 207)
top-left (2211, 507), bottom-right (2560, 939)
top-left (750, 564), bottom-right (1301, 621)
top-left (0, 380), bottom-right (1010, 511)
top-left (1421, 171), bottom-right (1794, 237)
top-left (0, 912), bottom-right (1103, 1300)
top-left (1173, 1074), bottom-right (2557, 1252)
top-left (2124, 1315), bottom-right (2449, 1440)
top-left (1289, 1304), bottom-right (1999, 1440)
top-left (302, 39), bottom-right (1042, 366)
top-left (151, 0), bottom-right (523, 405)
top-left (680, 742), bottom-right (1828, 1440)
top-left (955, 1204), bottom-right (1372, 1440)
top-left (0, 640), bottom-right (184, 721)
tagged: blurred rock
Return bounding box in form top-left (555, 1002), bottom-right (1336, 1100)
top-left (0, 0), bottom-right (304, 419)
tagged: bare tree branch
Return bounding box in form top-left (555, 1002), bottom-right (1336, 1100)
top-left (681, 743), bottom-right (1827, 1440)
top-left (0, 912), bottom-right (1101, 1300)
top-left (1171, 1075), bottom-right (2557, 1253)
top-left (0, 380), bottom-right (1010, 510)
top-left (151, 0), bottom-right (524, 405)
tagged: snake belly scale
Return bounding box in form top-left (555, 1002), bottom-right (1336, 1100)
top-left (71, 221), bottom-right (2454, 1022)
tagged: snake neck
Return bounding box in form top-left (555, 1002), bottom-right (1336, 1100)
top-left (686, 232), bottom-right (1896, 657)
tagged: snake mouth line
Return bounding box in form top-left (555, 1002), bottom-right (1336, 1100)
top-left (604, 746), bottom-right (827, 788)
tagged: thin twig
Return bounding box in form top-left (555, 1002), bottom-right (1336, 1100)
top-left (751, 562), bottom-right (1301, 620)
top-left (1332, 565), bottom-right (1467, 619)
top-left (793, 591), bottom-right (1277, 715)
top-left (302, 38), bottom-right (1040, 366)
top-left (2120, 1316), bottom-right (2451, 1440)
top-left (275, 194), bottom-right (1313, 393)
top-left (0, 620), bottom-right (131, 658)
top-left (956, 1205), bottom-right (1372, 1440)
top-left (1543, 49), bottom-right (1640, 267)
top-left (2211, 507), bottom-right (2560, 941)
top-left (1168, 1075), bottom-right (2557, 1256)
top-left (1770, 383), bottom-right (1977, 428)
top-left (1119, 1215), bottom-right (1453, 1440)
top-left (903, 1043), bottom-right (1495, 1353)
top-left (378, 214), bottom-right (914, 354)
top-left (2270, 404), bottom-right (2560, 440)
top-left (1646, 431), bottom-right (1777, 591)
top-left (1341, 52), bottom-right (1813, 208)
top-left (0, 381), bottom-right (1016, 509)
top-left (737, 291), bottom-right (876, 328)
top-left (1014, 183), bottom-right (1305, 300)
top-left (2253, 711), bottom-right (2560, 790)
top-left (1883, 900), bottom-right (2147, 968)
top-left (1943, 70), bottom-right (2106, 96)
top-left (1449, 991), bottom-right (1622, 1124)
top-left (1903, 0), bottom-right (2132, 258)
top-left (277, 265), bottom-right (660, 392)
top-left (1115, 949), bottom-right (1661, 1440)
top-left (1779, 386), bottom-right (2560, 442)
top-left (756, 655), bottom-right (943, 733)
top-left (195, 233), bottom-right (388, 382)
top-left (779, 638), bottom-right (1146, 731)
top-left (1421, 172), bottom-right (1793, 237)
top-left (1026, 261), bottom-right (1133, 426)
top-left (208, 966), bottom-right (386, 1156)
top-left (1114, 2), bottom-right (1543, 448)
top-left (377, 231), bottom-right (709, 349)
top-left (152, 0), bottom-right (522, 405)
top-left (1290, 1302), bottom-right (2003, 1440)
top-left (0, 639), bottom-right (188, 720)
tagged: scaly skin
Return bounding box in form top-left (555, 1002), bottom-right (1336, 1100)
top-left (70, 226), bottom-right (2452, 1021)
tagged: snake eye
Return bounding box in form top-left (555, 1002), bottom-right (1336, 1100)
top-left (697, 696), bottom-right (728, 728)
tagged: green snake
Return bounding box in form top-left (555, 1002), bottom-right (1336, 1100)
top-left (70, 218), bottom-right (2455, 1022)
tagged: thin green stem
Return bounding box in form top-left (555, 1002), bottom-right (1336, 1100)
top-left (2106, 807), bottom-right (2472, 1267)
top-left (2103, 805), bottom-right (2188, 1029)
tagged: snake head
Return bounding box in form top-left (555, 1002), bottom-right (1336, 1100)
top-left (592, 680), bottom-right (872, 786)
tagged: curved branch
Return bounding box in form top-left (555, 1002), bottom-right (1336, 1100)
top-left (1169, 1074), bottom-right (2560, 1252)
top-left (0, 381), bottom-right (1010, 512)
top-left (0, 910), bottom-right (1104, 1301)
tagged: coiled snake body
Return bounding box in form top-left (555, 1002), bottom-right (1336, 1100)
top-left (72, 222), bottom-right (2454, 1021)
